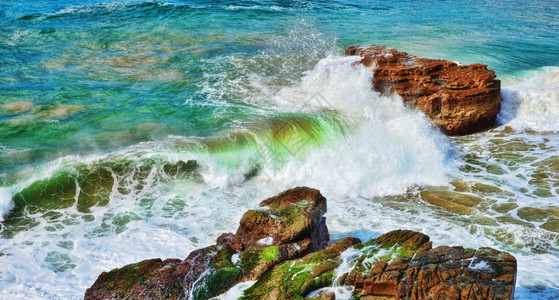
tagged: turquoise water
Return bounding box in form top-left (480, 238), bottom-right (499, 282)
top-left (1, 1), bottom-right (558, 299)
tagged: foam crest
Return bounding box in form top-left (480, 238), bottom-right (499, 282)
top-left (256, 56), bottom-right (450, 198)
top-left (499, 66), bottom-right (559, 131)
top-left (0, 188), bottom-right (15, 222)
top-left (272, 56), bottom-right (373, 114)
top-left (214, 281), bottom-right (257, 299)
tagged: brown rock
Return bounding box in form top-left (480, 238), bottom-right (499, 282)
top-left (420, 190), bottom-right (483, 215)
top-left (346, 45), bottom-right (501, 135)
top-left (223, 186), bottom-right (329, 253)
top-left (85, 187), bottom-right (330, 300)
top-left (85, 189), bottom-right (517, 300)
top-left (343, 230), bottom-right (516, 300)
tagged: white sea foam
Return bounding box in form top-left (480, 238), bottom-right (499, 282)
top-left (470, 259), bottom-right (490, 270)
top-left (6, 30), bottom-right (30, 46)
top-left (49, 2), bottom-right (130, 16)
top-left (213, 280), bottom-right (256, 299)
top-left (499, 66), bottom-right (559, 131)
top-left (254, 55), bottom-right (451, 198)
top-left (0, 187), bottom-right (15, 222)
top-left (0, 168), bottom-right (243, 299)
top-left (257, 237), bottom-right (273, 245)
top-left (306, 286), bottom-right (353, 299)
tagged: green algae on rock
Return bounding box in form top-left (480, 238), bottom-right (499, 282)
top-left (84, 188), bottom-right (517, 300)
top-left (85, 187), bottom-right (330, 300)
top-left (240, 237), bottom-right (361, 300)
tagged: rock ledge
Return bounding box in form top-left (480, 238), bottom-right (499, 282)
top-left (346, 45), bottom-right (501, 135)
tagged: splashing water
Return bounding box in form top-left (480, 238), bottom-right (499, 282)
top-left (1, 0), bottom-right (559, 299)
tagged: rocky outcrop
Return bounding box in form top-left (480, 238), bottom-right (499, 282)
top-left (85, 187), bottom-right (516, 300)
top-left (346, 45), bottom-right (501, 135)
top-left (343, 230), bottom-right (517, 300)
top-left (219, 186), bottom-right (329, 254)
top-left (85, 187), bottom-right (330, 300)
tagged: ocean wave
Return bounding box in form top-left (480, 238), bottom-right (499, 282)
top-left (498, 66), bottom-right (559, 131)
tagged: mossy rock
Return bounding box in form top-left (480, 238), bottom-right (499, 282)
top-left (239, 245), bottom-right (281, 279)
top-left (492, 203), bottom-right (519, 213)
top-left (241, 237), bottom-right (359, 300)
top-left (84, 258), bottom-right (182, 300)
top-left (231, 187), bottom-right (329, 255)
top-left (191, 267), bottom-right (242, 300)
top-left (541, 218), bottom-right (559, 232)
top-left (186, 245), bottom-right (245, 299)
top-left (370, 229), bottom-right (430, 252)
top-left (516, 206), bottom-right (551, 222)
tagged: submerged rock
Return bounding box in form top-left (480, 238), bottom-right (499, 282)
top-left (85, 188), bottom-right (516, 300)
top-left (420, 190), bottom-right (483, 215)
top-left (1, 100), bottom-right (33, 113)
top-left (346, 45), bottom-right (501, 135)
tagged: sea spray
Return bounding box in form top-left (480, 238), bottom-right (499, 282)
top-left (499, 67), bottom-right (559, 131)
top-left (253, 55), bottom-right (451, 198)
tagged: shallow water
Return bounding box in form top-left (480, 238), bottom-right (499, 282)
top-left (1, 0), bottom-right (558, 299)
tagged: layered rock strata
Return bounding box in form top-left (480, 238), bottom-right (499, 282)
top-left (346, 45), bottom-right (501, 135)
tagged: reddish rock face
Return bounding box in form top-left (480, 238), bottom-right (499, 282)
top-left (346, 45), bottom-right (501, 135)
top-left (344, 230), bottom-right (517, 300)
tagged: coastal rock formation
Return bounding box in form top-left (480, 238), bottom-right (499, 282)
top-left (85, 187), bottom-right (329, 300)
top-left (85, 187), bottom-right (516, 300)
top-left (343, 230), bottom-right (517, 300)
top-left (345, 45), bottom-right (501, 135)
top-left (219, 186), bottom-right (329, 254)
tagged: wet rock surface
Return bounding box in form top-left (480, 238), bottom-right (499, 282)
top-left (346, 45), bottom-right (501, 135)
top-left (85, 188), bottom-right (516, 300)
top-left (85, 187), bottom-right (330, 299)
top-left (343, 230), bottom-right (516, 300)
top-left (242, 237), bottom-right (361, 300)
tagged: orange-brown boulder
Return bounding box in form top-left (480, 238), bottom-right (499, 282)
top-left (346, 45), bottom-right (501, 135)
top-left (343, 230), bottom-right (516, 300)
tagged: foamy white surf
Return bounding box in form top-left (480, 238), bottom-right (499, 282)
top-left (257, 55), bottom-right (450, 197)
top-left (499, 67), bottom-right (559, 131)
top-left (1, 56), bottom-right (558, 300)
top-left (0, 188), bottom-right (14, 222)
top-left (213, 281), bottom-right (256, 300)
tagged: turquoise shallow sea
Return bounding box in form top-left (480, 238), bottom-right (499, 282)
top-left (1, 1), bottom-right (558, 298)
